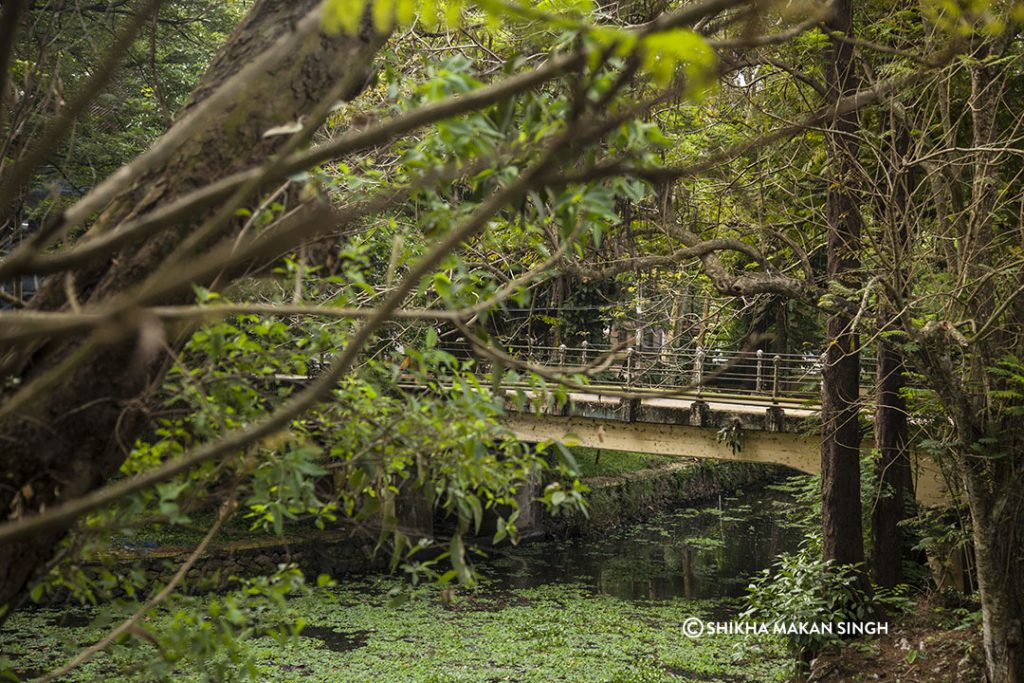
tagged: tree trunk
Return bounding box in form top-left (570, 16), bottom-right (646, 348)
top-left (914, 324), bottom-right (1024, 683)
top-left (773, 297), bottom-right (788, 356)
top-left (971, 497), bottom-right (1024, 683)
top-left (871, 105), bottom-right (914, 590)
top-left (871, 335), bottom-right (911, 587)
top-left (957, 48), bottom-right (1023, 683)
top-left (819, 0), bottom-right (865, 571)
top-left (0, 0), bottom-right (383, 609)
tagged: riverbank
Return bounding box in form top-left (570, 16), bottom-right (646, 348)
top-left (808, 594), bottom-right (986, 682)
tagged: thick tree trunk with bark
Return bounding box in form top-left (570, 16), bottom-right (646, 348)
top-left (870, 107), bottom-right (914, 590)
top-left (820, 0), bottom-right (865, 571)
top-left (0, 0), bottom-right (383, 609)
top-left (914, 320), bottom-right (1024, 683)
top-left (871, 336), bottom-right (911, 587)
top-left (956, 48), bottom-right (1024, 683)
top-left (971, 491), bottom-right (1024, 683)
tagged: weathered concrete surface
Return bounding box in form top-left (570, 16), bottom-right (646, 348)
top-left (504, 413), bottom-right (821, 472)
top-left (502, 391), bottom-right (950, 507)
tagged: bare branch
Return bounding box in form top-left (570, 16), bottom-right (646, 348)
top-left (0, 122), bottom-right (577, 545)
top-left (0, 0), bottom-right (166, 216)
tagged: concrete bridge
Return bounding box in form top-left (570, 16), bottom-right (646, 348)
top-left (291, 342), bottom-right (951, 505)
top-left (476, 344), bottom-right (951, 506)
top-left (502, 389), bottom-right (950, 506)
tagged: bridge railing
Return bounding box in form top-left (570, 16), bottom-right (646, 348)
top-left (441, 342), bottom-right (877, 403)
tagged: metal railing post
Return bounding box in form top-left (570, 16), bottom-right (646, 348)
top-left (694, 346), bottom-right (705, 395)
top-left (772, 354), bottom-right (781, 401)
top-left (756, 349), bottom-right (764, 394)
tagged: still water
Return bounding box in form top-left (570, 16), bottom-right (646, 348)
top-left (483, 487), bottom-right (801, 601)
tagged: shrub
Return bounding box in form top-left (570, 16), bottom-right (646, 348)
top-left (741, 546), bottom-right (872, 659)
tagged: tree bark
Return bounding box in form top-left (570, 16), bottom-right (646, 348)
top-left (870, 106), bottom-right (914, 590)
top-left (871, 334), bottom-right (911, 587)
top-left (819, 0), bottom-right (865, 572)
top-left (0, 0), bottom-right (383, 609)
top-left (913, 330), bottom-right (1024, 683)
top-left (957, 46), bottom-right (1024, 683)
top-left (971, 491), bottom-right (1024, 683)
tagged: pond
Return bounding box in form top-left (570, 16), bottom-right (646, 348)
top-left (0, 487), bottom-right (802, 682)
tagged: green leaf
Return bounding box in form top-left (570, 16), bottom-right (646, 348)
top-left (639, 29), bottom-right (717, 90)
top-left (466, 495), bottom-right (483, 534)
top-left (323, 0), bottom-right (368, 34)
top-left (450, 534), bottom-right (470, 584)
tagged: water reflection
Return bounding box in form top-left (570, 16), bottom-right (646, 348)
top-left (485, 489), bottom-right (799, 601)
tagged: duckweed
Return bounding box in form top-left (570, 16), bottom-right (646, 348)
top-left (1, 579), bottom-right (792, 682)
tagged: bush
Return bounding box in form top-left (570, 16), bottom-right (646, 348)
top-left (741, 546), bottom-right (872, 659)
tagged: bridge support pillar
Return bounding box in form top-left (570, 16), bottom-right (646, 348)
top-left (689, 400), bottom-right (710, 427)
top-left (513, 470), bottom-right (542, 531)
top-left (620, 397), bottom-right (642, 423)
top-left (765, 407), bottom-right (786, 432)
top-left (928, 543), bottom-right (971, 594)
